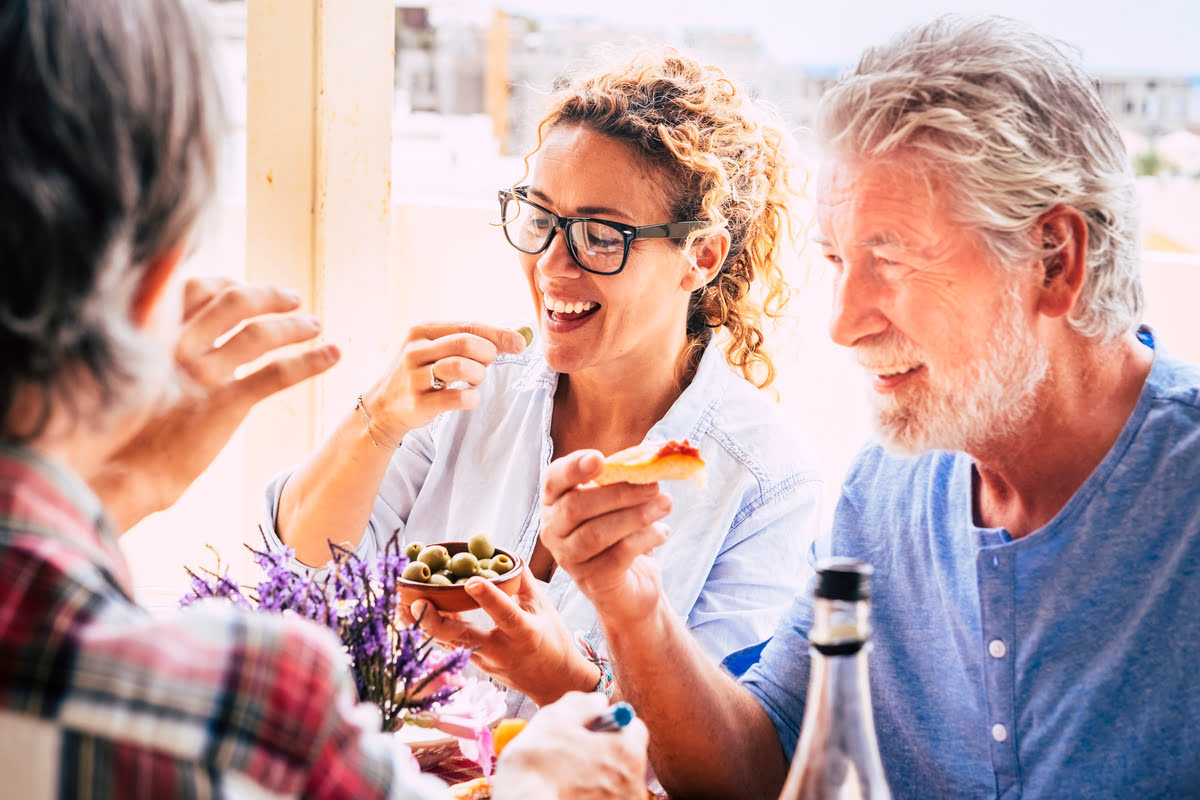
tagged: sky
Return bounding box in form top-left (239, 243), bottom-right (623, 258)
top-left (498, 0), bottom-right (1200, 74)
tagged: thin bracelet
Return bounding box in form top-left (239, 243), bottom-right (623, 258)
top-left (576, 631), bottom-right (615, 698)
top-left (355, 394), bottom-right (401, 449)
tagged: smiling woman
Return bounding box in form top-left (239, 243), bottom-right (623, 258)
top-left (264, 47), bottom-right (824, 719)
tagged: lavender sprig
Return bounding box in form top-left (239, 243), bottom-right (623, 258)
top-left (182, 528), bottom-right (469, 732)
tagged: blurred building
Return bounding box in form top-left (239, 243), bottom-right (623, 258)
top-left (1097, 75), bottom-right (1193, 138)
top-left (394, 5), bottom-right (832, 158)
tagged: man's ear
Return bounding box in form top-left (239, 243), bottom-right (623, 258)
top-left (131, 242), bottom-right (187, 328)
top-left (682, 230), bottom-right (731, 292)
top-left (1035, 205), bottom-right (1087, 319)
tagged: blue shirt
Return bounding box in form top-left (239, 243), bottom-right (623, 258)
top-left (266, 336), bottom-right (823, 717)
top-left (743, 339), bottom-right (1200, 798)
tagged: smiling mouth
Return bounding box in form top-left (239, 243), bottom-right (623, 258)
top-left (544, 298), bottom-right (600, 322)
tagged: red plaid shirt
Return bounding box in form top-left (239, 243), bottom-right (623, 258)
top-left (0, 445), bottom-right (449, 799)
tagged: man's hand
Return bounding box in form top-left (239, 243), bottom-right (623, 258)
top-left (91, 277), bottom-right (339, 531)
top-left (492, 691), bottom-right (650, 800)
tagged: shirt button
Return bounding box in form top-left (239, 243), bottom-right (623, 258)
top-left (992, 723), bottom-right (1008, 742)
top-left (988, 639), bottom-right (1007, 659)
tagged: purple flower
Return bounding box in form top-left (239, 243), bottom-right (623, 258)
top-left (181, 528), bottom-right (471, 733)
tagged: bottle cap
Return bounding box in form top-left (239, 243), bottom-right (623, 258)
top-left (814, 557), bottom-right (873, 601)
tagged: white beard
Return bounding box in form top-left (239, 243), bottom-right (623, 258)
top-left (861, 288), bottom-right (1051, 456)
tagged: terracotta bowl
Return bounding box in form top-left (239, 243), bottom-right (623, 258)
top-left (398, 542), bottom-right (524, 613)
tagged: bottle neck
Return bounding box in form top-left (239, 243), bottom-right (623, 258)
top-left (780, 595), bottom-right (891, 799)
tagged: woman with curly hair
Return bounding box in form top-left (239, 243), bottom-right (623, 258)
top-left (265, 48), bottom-right (823, 717)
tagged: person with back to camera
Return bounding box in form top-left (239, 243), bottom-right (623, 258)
top-left (537, 14), bottom-right (1200, 799)
top-left (0, 0), bottom-right (649, 796)
top-left (267, 48), bottom-right (823, 716)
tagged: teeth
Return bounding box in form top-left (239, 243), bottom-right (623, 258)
top-left (545, 298), bottom-right (598, 315)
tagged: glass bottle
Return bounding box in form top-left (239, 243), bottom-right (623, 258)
top-left (778, 558), bottom-right (891, 800)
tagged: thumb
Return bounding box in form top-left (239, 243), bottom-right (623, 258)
top-left (542, 449), bottom-right (605, 505)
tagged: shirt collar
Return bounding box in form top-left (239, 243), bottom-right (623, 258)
top-left (0, 442), bottom-right (132, 594)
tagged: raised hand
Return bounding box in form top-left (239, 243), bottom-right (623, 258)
top-left (491, 691), bottom-right (650, 800)
top-left (356, 321), bottom-right (527, 446)
top-left (91, 277), bottom-right (339, 531)
top-left (538, 450), bottom-right (672, 629)
top-left (410, 574), bottom-right (599, 706)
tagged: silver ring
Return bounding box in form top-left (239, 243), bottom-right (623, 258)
top-left (429, 364), bottom-right (445, 391)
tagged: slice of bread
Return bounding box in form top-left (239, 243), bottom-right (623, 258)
top-left (594, 440), bottom-right (706, 488)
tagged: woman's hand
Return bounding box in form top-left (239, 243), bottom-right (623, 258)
top-left (410, 575), bottom-right (598, 707)
top-left (359, 321), bottom-right (526, 445)
top-left (492, 691), bottom-right (650, 800)
top-left (539, 450), bottom-right (673, 630)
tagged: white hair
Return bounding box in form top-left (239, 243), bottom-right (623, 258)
top-left (0, 0), bottom-right (222, 437)
top-left (817, 14), bottom-right (1142, 342)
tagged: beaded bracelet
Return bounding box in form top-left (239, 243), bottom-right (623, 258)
top-left (576, 631), bottom-right (615, 698)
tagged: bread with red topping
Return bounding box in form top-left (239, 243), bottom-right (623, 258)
top-left (594, 440), bottom-right (706, 487)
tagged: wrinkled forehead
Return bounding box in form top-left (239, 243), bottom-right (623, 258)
top-left (815, 155), bottom-right (954, 235)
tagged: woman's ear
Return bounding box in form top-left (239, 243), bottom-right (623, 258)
top-left (131, 242), bottom-right (187, 328)
top-left (1035, 205), bottom-right (1088, 319)
top-left (682, 230), bottom-right (731, 292)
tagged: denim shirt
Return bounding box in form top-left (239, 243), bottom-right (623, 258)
top-left (264, 336), bottom-right (823, 716)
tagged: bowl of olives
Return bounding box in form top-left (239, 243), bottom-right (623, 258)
top-left (398, 534), bottom-right (524, 613)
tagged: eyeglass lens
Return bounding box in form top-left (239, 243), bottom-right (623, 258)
top-left (502, 194), bottom-right (625, 273)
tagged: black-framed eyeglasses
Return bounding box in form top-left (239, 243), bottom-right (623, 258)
top-left (497, 188), bottom-right (709, 275)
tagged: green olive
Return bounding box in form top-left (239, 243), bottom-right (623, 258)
top-left (479, 568), bottom-right (500, 580)
top-left (435, 569), bottom-right (455, 581)
top-left (490, 553), bottom-right (514, 575)
top-left (428, 573), bottom-right (453, 586)
top-left (468, 533), bottom-right (495, 560)
top-left (404, 542), bottom-right (425, 562)
top-left (417, 545), bottom-right (450, 572)
top-left (477, 557), bottom-right (492, 571)
top-left (402, 562), bottom-right (431, 582)
top-left (517, 325), bottom-right (534, 347)
top-left (454, 577), bottom-right (471, 585)
top-left (449, 551), bottom-right (480, 579)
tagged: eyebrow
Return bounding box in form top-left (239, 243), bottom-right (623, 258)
top-left (525, 187), bottom-right (630, 221)
top-left (811, 231), bottom-right (932, 259)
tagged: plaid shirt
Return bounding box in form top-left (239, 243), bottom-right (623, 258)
top-left (0, 445), bottom-right (449, 799)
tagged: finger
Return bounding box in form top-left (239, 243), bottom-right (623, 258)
top-left (546, 482), bottom-right (662, 537)
top-left (411, 321), bottom-right (526, 355)
top-left (181, 276), bottom-right (236, 321)
top-left (576, 523), bottom-right (670, 576)
top-left (617, 717), bottom-right (650, 753)
top-left (538, 689), bottom-right (610, 724)
top-left (543, 450), bottom-right (606, 506)
top-left (412, 385), bottom-right (483, 415)
top-left (464, 576), bottom-right (528, 631)
top-left (412, 600), bottom-right (484, 648)
top-left (228, 343), bottom-right (341, 411)
top-left (425, 355), bottom-right (488, 388)
top-left (405, 332), bottom-right (504, 372)
top-left (199, 315), bottom-right (324, 381)
top-left (175, 284), bottom-right (305, 363)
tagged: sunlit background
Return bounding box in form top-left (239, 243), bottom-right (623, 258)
top-left (128, 0), bottom-right (1200, 605)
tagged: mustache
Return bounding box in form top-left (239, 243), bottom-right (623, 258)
top-left (852, 331), bottom-right (925, 370)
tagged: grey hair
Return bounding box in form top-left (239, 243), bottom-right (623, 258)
top-left (816, 14), bottom-right (1142, 341)
top-left (0, 0), bottom-right (222, 439)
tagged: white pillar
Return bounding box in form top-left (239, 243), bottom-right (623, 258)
top-left (245, 0), bottom-right (395, 544)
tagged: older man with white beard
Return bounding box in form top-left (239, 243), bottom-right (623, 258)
top-left (537, 14), bottom-right (1200, 800)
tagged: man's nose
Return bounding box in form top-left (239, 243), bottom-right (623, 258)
top-left (828, 260), bottom-right (888, 348)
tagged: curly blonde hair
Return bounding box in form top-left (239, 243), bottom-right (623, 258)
top-left (528, 48), bottom-right (800, 389)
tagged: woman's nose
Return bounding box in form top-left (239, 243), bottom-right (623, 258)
top-left (536, 228), bottom-right (583, 278)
